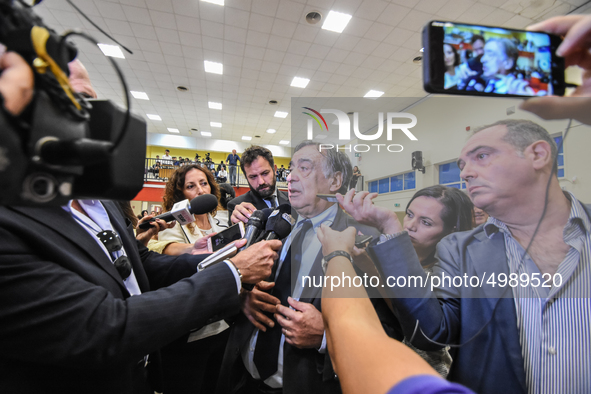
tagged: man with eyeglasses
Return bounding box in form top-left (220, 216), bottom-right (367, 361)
top-left (0, 52), bottom-right (283, 394)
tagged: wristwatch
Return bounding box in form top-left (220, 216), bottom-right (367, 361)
top-left (321, 250), bottom-right (353, 274)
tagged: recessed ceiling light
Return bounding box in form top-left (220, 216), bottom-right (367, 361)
top-left (202, 0), bottom-right (224, 5)
top-left (274, 111), bottom-right (288, 118)
top-left (201, 131), bottom-right (212, 137)
top-left (420, 48), bottom-right (424, 52)
top-left (131, 91), bottom-right (149, 100)
top-left (322, 10), bottom-right (352, 33)
top-left (315, 134), bottom-right (328, 139)
top-left (208, 102), bottom-right (222, 110)
top-left (291, 77), bottom-right (310, 88)
top-left (279, 140), bottom-right (289, 145)
top-left (204, 60), bottom-right (223, 74)
top-left (146, 114), bottom-right (161, 121)
top-left (266, 128), bottom-right (277, 134)
top-left (242, 136), bottom-right (252, 141)
top-left (364, 90), bottom-right (384, 98)
top-left (167, 128), bottom-right (180, 133)
top-left (98, 43), bottom-right (125, 59)
top-left (210, 122), bottom-right (222, 128)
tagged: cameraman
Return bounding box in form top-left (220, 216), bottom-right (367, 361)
top-left (0, 52), bottom-right (282, 394)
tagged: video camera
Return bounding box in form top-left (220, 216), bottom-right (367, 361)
top-left (0, 0), bottom-right (146, 206)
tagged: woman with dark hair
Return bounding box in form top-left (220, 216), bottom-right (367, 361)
top-left (404, 185), bottom-right (474, 269)
top-left (444, 43), bottom-right (461, 89)
top-left (350, 166), bottom-right (362, 190)
top-left (149, 164), bottom-right (230, 394)
top-left (149, 164), bottom-right (227, 256)
top-left (400, 185), bottom-right (473, 376)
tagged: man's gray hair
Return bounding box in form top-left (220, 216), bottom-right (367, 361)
top-left (293, 141), bottom-right (352, 194)
top-left (473, 119), bottom-right (558, 174)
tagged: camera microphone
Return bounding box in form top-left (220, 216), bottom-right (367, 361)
top-left (138, 194), bottom-right (218, 229)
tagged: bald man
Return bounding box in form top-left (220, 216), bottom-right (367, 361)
top-left (68, 59), bottom-right (97, 99)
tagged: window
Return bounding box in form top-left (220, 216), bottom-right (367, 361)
top-left (438, 161), bottom-right (466, 189)
top-left (368, 170), bottom-right (416, 194)
top-left (553, 134), bottom-right (564, 178)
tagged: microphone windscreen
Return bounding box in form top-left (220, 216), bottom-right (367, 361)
top-left (189, 194), bottom-right (218, 215)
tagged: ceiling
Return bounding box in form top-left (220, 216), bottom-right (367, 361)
top-left (34, 0), bottom-right (591, 149)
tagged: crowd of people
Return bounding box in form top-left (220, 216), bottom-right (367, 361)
top-left (1, 11), bottom-right (591, 394)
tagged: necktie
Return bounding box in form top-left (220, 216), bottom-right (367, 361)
top-left (253, 220), bottom-right (312, 380)
top-left (264, 196), bottom-right (277, 208)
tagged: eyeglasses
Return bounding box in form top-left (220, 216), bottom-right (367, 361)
top-left (97, 230), bottom-right (132, 280)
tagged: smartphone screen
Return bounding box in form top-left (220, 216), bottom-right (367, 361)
top-left (423, 21), bottom-right (565, 97)
top-left (207, 222), bottom-right (245, 252)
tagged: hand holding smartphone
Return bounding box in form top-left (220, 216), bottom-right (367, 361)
top-left (207, 222), bottom-right (245, 252)
top-left (423, 21), bottom-right (565, 97)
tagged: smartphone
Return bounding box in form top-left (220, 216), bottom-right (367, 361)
top-left (207, 222), bottom-right (245, 252)
top-left (317, 194), bottom-right (338, 203)
top-left (422, 21), bottom-right (565, 97)
top-left (355, 234), bottom-right (373, 248)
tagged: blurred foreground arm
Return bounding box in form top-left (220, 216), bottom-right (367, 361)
top-left (318, 225), bottom-right (473, 394)
top-left (0, 51), bottom-right (34, 116)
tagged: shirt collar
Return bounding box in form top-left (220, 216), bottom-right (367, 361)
top-left (295, 204), bottom-right (338, 233)
top-left (483, 191), bottom-right (590, 239)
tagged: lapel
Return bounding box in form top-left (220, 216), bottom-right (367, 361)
top-left (468, 229), bottom-right (526, 391)
top-left (102, 201), bottom-right (151, 292)
top-left (277, 189), bottom-right (289, 206)
top-left (10, 205), bottom-right (129, 292)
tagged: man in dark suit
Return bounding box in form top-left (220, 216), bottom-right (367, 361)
top-left (228, 145), bottom-right (289, 226)
top-left (218, 142), bottom-right (398, 394)
top-left (343, 119), bottom-right (591, 394)
top-left (0, 51), bottom-right (283, 394)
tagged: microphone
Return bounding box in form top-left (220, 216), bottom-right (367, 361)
top-left (138, 194), bottom-right (218, 229)
top-left (261, 204), bottom-right (293, 241)
top-left (241, 205), bottom-right (293, 290)
top-left (238, 208), bottom-right (274, 252)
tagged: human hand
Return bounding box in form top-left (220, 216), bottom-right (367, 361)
top-left (336, 189), bottom-right (402, 234)
top-left (135, 216), bottom-right (175, 246)
top-left (317, 224), bottom-right (355, 256)
top-left (0, 51), bottom-right (34, 116)
top-left (190, 232), bottom-right (217, 255)
top-left (505, 74), bottom-right (535, 95)
top-left (231, 202), bottom-right (257, 224)
top-left (276, 297), bottom-right (324, 349)
top-left (520, 15), bottom-right (591, 124)
top-left (231, 240), bottom-right (282, 283)
top-left (240, 281), bottom-right (280, 331)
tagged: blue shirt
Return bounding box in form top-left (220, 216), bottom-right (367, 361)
top-left (388, 375), bottom-right (475, 394)
top-left (226, 153), bottom-right (240, 166)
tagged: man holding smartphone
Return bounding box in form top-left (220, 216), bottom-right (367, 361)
top-left (228, 145), bottom-right (290, 226)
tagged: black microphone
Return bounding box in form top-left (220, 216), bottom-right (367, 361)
top-left (264, 205), bottom-right (293, 241)
top-left (238, 208), bottom-right (274, 252)
top-left (138, 194), bottom-right (218, 229)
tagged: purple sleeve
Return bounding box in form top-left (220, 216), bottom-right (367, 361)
top-left (388, 375), bottom-right (475, 394)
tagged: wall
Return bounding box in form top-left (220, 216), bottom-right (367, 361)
top-left (355, 96), bottom-right (591, 213)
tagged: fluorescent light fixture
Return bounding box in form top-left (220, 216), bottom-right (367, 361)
top-left (146, 114), bottom-right (161, 121)
top-left (202, 0), bottom-right (224, 5)
top-left (266, 129), bottom-right (276, 134)
top-left (420, 47), bottom-right (424, 52)
top-left (210, 122), bottom-right (222, 128)
top-left (364, 90), bottom-right (384, 98)
top-left (204, 60), bottom-right (223, 74)
top-left (291, 77), bottom-right (310, 88)
top-left (131, 91), bottom-right (149, 100)
top-left (322, 11), bottom-right (352, 33)
top-left (274, 111), bottom-right (288, 118)
top-left (242, 136), bottom-right (252, 141)
top-left (167, 128), bottom-right (180, 133)
top-left (98, 43), bottom-right (125, 59)
top-left (208, 101), bottom-right (222, 110)
top-left (201, 131), bottom-right (212, 137)
top-left (315, 134), bottom-right (327, 139)
top-left (279, 140), bottom-right (289, 145)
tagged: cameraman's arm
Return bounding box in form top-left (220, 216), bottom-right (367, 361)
top-left (0, 52), bottom-right (34, 116)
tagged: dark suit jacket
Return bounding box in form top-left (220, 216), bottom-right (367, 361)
top-left (227, 189), bottom-right (289, 226)
top-left (0, 201), bottom-right (240, 394)
top-left (365, 203), bottom-right (591, 394)
top-left (217, 206), bottom-right (400, 394)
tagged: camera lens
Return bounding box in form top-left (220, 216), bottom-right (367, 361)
top-left (23, 173), bottom-right (58, 203)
